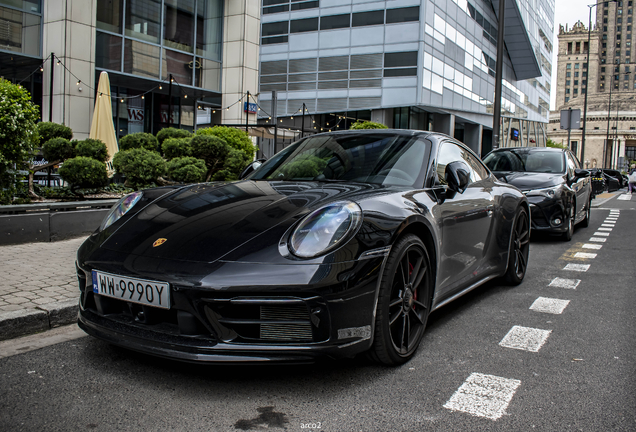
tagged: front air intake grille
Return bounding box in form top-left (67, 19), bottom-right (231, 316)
top-left (260, 305), bottom-right (313, 341)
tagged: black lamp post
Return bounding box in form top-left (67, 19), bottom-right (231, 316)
top-left (492, 0), bottom-right (506, 150)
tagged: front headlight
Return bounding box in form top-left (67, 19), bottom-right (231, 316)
top-left (523, 185), bottom-right (562, 199)
top-left (100, 191), bottom-right (143, 230)
top-left (289, 201), bottom-right (363, 258)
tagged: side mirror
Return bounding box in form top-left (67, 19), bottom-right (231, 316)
top-left (574, 168), bottom-right (590, 179)
top-left (445, 161), bottom-right (471, 194)
top-left (239, 158), bottom-right (267, 179)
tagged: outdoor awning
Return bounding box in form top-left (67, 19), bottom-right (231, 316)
top-left (491, 0), bottom-right (542, 81)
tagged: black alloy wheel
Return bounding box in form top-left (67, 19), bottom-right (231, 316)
top-left (562, 205), bottom-right (575, 241)
top-left (504, 207), bottom-right (530, 285)
top-left (370, 234), bottom-right (432, 365)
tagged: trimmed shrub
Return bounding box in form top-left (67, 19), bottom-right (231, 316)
top-left (113, 148), bottom-right (166, 189)
top-left (58, 156), bottom-right (108, 192)
top-left (196, 126), bottom-right (255, 160)
top-left (36, 121), bottom-right (73, 144)
top-left (210, 148), bottom-right (251, 181)
top-left (162, 137), bottom-right (193, 160)
top-left (167, 157), bottom-right (207, 183)
top-left (42, 137), bottom-right (75, 162)
top-left (119, 132), bottom-right (160, 152)
top-left (156, 127), bottom-right (192, 146)
top-left (74, 138), bottom-right (109, 162)
top-left (349, 120), bottom-right (388, 130)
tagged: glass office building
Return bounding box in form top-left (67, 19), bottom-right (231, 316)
top-left (257, 0), bottom-right (555, 156)
top-left (0, 0), bottom-right (260, 141)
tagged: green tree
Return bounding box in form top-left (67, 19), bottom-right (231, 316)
top-left (166, 157), bottom-right (207, 183)
top-left (196, 126), bottom-right (255, 160)
top-left (156, 127), bottom-right (192, 148)
top-left (74, 138), bottom-right (109, 162)
top-left (119, 132), bottom-right (160, 152)
top-left (37, 122), bottom-right (73, 144)
top-left (546, 138), bottom-right (567, 149)
top-left (113, 148), bottom-right (166, 189)
top-left (349, 120), bottom-right (388, 130)
top-left (58, 156), bottom-right (108, 197)
top-left (190, 134), bottom-right (250, 181)
top-left (0, 79), bottom-right (40, 204)
top-left (162, 137), bottom-right (193, 160)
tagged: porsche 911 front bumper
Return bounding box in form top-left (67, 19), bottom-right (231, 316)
top-left (76, 255), bottom-right (386, 363)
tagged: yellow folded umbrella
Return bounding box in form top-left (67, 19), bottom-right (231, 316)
top-left (90, 71), bottom-right (119, 176)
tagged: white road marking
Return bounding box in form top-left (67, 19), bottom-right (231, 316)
top-left (597, 227), bottom-right (613, 231)
top-left (601, 224), bottom-right (615, 228)
top-left (574, 252), bottom-right (597, 259)
top-left (549, 277), bottom-right (581, 289)
top-left (499, 326), bottom-right (552, 352)
top-left (605, 217), bottom-right (618, 219)
top-left (593, 232), bottom-right (610, 236)
top-left (617, 195), bottom-right (631, 201)
top-left (529, 297), bottom-right (571, 314)
top-left (443, 373), bottom-right (521, 420)
top-left (582, 243), bottom-right (602, 250)
top-left (589, 237), bottom-right (607, 242)
top-left (564, 263), bottom-right (590, 272)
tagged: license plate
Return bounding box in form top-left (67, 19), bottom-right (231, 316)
top-left (92, 270), bottom-right (170, 309)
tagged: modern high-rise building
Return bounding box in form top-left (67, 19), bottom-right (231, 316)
top-left (549, 1), bottom-right (636, 169)
top-left (0, 0), bottom-right (259, 140)
top-left (256, 0), bottom-right (555, 157)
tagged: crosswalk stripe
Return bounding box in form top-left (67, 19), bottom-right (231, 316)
top-left (582, 243), bottom-right (602, 250)
top-left (443, 373), bottom-right (522, 420)
top-left (574, 252), bottom-right (597, 259)
top-left (530, 297), bottom-right (570, 314)
top-left (564, 263), bottom-right (590, 271)
top-left (549, 277), bottom-right (581, 289)
top-left (499, 325), bottom-right (552, 352)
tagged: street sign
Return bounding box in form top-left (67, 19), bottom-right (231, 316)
top-left (560, 109), bottom-right (581, 130)
top-left (244, 102), bottom-right (257, 114)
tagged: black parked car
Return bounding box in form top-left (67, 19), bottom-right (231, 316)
top-left (77, 130), bottom-right (529, 365)
top-left (600, 169), bottom-right (622, 191)
top-left (483, 147), bottom-right (592, 241)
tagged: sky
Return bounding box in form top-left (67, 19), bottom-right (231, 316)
top-left (550, 0), bottom-right (594, 109)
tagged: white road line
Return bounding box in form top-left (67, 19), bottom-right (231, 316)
top-left (606, 216), bottom-right (618, 219)
top-left (589, 237), bottom-right (607, 242)
top-left (443, 373), bottom-right (522, 420)
top-left (593, 232), bottom-right (610, 236)
top-left (617, 195), bottom-right (631, 201)
top-left (549, 277), bottom-right (581, 289)
top-left (499, 326), bottom-right (552, 352)
top-left (582, 243), bottom-right (602, 250)
top-left (564, 263), bottom-right (590, 272)
top-left (529, 297), bottom-right (571, 314)
top-left (574, 252), bottom-right (597, 259)
top-left (597, 227), bottom-right (613, 231)
top-left (601, 224), bottom-right (615, 228)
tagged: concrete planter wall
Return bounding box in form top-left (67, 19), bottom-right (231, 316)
top-left (0, 200), bottom-right (119, 245)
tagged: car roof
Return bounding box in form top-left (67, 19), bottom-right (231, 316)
top-left (491, 146), bottom-right (566, 153)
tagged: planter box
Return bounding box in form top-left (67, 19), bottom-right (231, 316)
top-left (0, 200), bottom-right (118, 245)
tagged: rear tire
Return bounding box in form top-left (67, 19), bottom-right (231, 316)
top-left (580, 199), bottom-right (591, 228)
top-left (369, 234), bottom-right (433, 365)
top-left (504, 207), bottom-right (530, 285)
top-left (562, 206), bottom-right (574, 241)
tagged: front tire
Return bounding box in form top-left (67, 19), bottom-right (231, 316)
top-left (504, 207), bottom-right (530, 285)
top-left (369, 234), bottom-right (433, 365)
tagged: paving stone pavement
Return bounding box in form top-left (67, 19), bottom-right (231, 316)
top-left (0, 236), bottom-right (86, 340)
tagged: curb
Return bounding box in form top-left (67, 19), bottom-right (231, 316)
top-left (591, 192), bottom-right (619, 208)
top-left (0, 300), bottom-right (78, 341)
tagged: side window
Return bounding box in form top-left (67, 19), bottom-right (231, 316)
top-left (436, 142), bottom-right (486, 185)
top-left (566, 153), bottom-right (577, 178)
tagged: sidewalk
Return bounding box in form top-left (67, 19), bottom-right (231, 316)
top-left (0, 237), bottom-right (85, 340)
top-left (0, 190), bottom-right (628, 341)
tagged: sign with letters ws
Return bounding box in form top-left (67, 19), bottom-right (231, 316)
top-left (128, 108), bottom-right (144, 124)
top-left (244, 102), bottom-right (257, 114)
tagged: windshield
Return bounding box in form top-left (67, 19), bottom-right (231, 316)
top-left (249, 133), bottom-right (430, 187)
top-left (483, 149), bottom-right (565, 174)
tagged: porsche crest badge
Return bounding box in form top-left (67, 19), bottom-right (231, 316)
top-left (153, 238), bottom-right (167, 247)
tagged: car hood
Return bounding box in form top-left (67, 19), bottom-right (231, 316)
top-left (101, 180), bottom-right (387, 263)
top-left (492, 171), bottom-right (564, 191)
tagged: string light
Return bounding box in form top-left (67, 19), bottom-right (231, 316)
top-left (159, 85), bottom-right (162, 90)
top-left (184, 94), bottom-right (187, 98)
top-left (121, 98), bottom-right (124, 103)
top-left (76, 80), bottom-right (81, 85)
top-left (141, 95), bottom-right (144, 99)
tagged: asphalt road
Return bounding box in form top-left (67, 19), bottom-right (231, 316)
top-left (1, 203), bottom-right (635, 432)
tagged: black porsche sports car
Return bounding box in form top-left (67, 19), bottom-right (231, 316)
top-left (483, 147), bottom-right (591, 241)
top-left (77, 130), bottom-right (530, 365)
